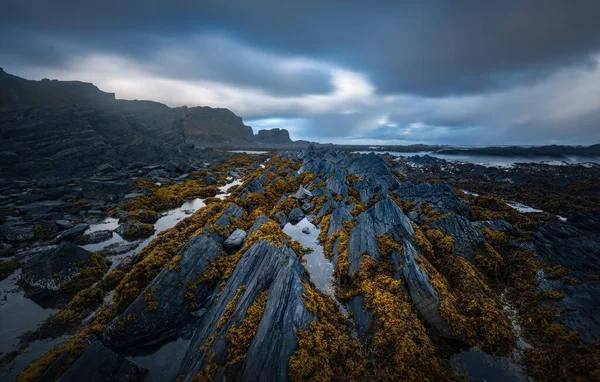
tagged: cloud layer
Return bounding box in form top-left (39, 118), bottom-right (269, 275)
top-left (1, 0), bottom-right (600, 145)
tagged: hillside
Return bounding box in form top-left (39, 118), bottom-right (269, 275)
top-left (0, 69), bottom-right (296, 178)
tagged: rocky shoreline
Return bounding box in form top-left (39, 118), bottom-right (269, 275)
top-left (1, 147), bottom-right (598, 381)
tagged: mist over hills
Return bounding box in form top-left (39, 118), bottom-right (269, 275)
top-left (0, 68), bottom-right (300, 177)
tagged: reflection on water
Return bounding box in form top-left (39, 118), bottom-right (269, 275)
top-left (84, 217), bottom-right (119, 233)
top-left (283, 218), bottom-right (335, 297)
top-left (0, 180), bottom-right (242, 378)
top-left (0, 270), bottom-right (56, 357)
top-left (505, 201), bottom-right (544, 213)
top-left (353, 150), bottom-right (600, 166)
top-left (226, 150), bottom-right (269, 154)
top-left (216, 179), bottom-right (243, 200)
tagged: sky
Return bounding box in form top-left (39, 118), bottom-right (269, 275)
top-left (1, 0), bottom-right (600, 145)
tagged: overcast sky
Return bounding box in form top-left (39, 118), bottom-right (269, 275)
top-left (2, 0), bottom-right (600, 145)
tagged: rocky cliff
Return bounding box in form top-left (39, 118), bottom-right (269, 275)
top-left (255, 128), bottom-right (292, 145)
top-left (0, 69), bottom-right (296, 178)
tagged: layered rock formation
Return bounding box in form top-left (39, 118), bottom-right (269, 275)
top-left (14, 148), bottom-right (600, 381)
top-left (0, 69), bottom-right (297, 179)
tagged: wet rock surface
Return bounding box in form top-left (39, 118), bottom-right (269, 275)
top-left (3, 145), bottom-right (599, 381)
top-left (534, 211), bottom-right (600, 343)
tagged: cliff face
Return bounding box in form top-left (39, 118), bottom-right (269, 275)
top-left (0, 69), bottom-right (295, 178)
top-left (255, 128), bottom-right (292, 145)
top-left (182, 106), bottom-right (255, 146)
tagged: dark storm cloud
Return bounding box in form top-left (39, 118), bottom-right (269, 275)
top-left (2, 0), bottom-right (600, 145)
top-left (3, 0), bottom-right (600, 96)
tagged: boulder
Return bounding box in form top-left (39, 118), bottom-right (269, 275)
top-left (0, 218), bottom-right (35, 242)
top-left (115, 221), bottom-right (154, 240)
top-left (54, 219), bottom-right (74, 230)
top-left (19, 243), bottom-right (93, 298)
top-left (97, 163), bottom-right (117, 174)
top-left (55, 223), bottom-right (90, 242)
top-left (288, 208), bottom-right (305, 223)
top-left (294, 186), bottom-right (313, 203)
top-left (301, 203), bottom-right (314, 213)
top-left (224, 229), bottom-right (247, 250)
top-left (74, 230), bottom-right (112, 245)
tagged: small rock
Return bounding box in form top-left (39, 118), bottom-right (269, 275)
top-left (115, 220), bottom-right (155, 239)
top-left (204, 176), bottom-right (217, 185)
top-left (224, 229), bottom-right (247, 250)
top-left (74, 230), bottom-right (112, 245)
top-left (97, 163), bottom-right (117, 174)
top-left (302, 227), bottom-right (311, 234)
top-left (301, 203), bottom-right (314, 213)
top-left (288, 208), bottom-right (305, 223)
top-left (294, 187), bottom-right (313, 203)
top-left (55, 223), bottom-right (90, 242)
top-left (0, 242), bottom-right (13, 257)
top-left (54, 219), bottom-right (74, 230)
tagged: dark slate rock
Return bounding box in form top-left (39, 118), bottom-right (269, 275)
top-left (55, 223), bottom-right (90, 242)
top-left (288, 208), bottom-right (305, 223)
top-left (316, 199), bottom-right (335, 218)
top-left (473, 220), bottom-right (516, 235)
top-left (274, 211), bottom-right (289, 227)
top-left (18, 200), bottom-right (70, 216)
top-left (431, 215), bottom-right (486, 262)
top-left (0, 242), bottom-right (13, 256)
top-left (239, 168), bottom-right (276, 200)
top-left (343, 152), bottom-right (399, 191)
top-left (115, 221), bottom-right (154, 240)
top-left (54, 219), bottom-right (74, 230)
top-left (81, 178), bottom-right (132, 203)
top-left (396, 181), bottom-right (471, 217)
top-left (224, 229), bottom-right (247, 250)
top-left (401, 241), bottom-right (451, 336)
top-left (214, 203), bottom-right (245, 235)
top-left (293, 186), bottom-right (313, 203)
top-left (103, 235), bottom-right (223, 350)
top-left (204, 176), bottom-right (217, 185)
top-left (346, 198), bottom-right (413, 275)
top-left (325, 167), bottom-right (349, 196)
top-left (20, 243), bottom-right (92, 297)
top-left (327, 205), bottom-right (354, 237)
top-left (57, 339), bottom-right (146, 382)
top-left (534, 211), bottom-right (600, 343)
top-left (74, 230), bottom-right (112, 245)
top-left (345, 295), bottom-right (374, 339)
top-left (302, 227), bottom-right (311, 234)
top-left (0, 218), bottom-right (35, 242)
top-left (354, 177), bottom-right (386, 205)
top-left (178, 240), bottom-right (314, 381)
top-left (123, 192), bottom-right (144, 201)
top-left (247, 215), bottom-right (270, 236)
top-left (301, 203), bottom-right (314, 213)
top-left (97, 163), bottom-right (117, 174)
